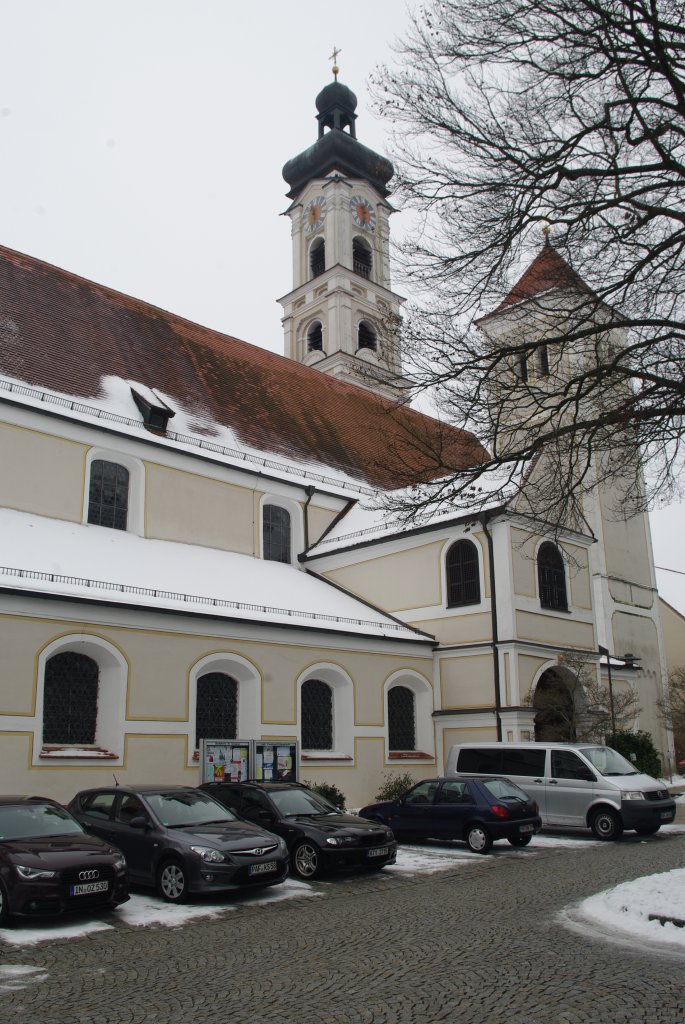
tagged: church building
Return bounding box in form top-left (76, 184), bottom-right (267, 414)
top-left (0, 72), bottom-right (672, 806)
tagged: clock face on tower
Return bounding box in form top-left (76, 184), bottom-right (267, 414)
top-left (303, 195), bottom-right (327, 233)
top-left (350, 195), bottom-right (376, 231)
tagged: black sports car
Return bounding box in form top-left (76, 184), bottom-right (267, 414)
top-left (200, 782), bottom-right (397, 879)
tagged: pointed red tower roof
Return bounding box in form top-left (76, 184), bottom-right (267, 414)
top-left (488, 243), bottom-right (594, 317)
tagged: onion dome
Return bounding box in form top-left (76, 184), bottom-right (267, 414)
top-left (282, 78), bottom-right (394, 200)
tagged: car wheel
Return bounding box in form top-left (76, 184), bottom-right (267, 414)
top-left (156, 859), bottom-right (189, 902)
top-left (0, 880), bottom-right (12, 928)
top-left (465, 824), bottom-right (493, 854)
top-left (292, 841), bottom-right (322, 880)
top-left (635, 825), bottom-right (660, 836)
top-left (507, 835), bottom-right (532, 847)
top-left (590, 808), bottom-right (624, 841)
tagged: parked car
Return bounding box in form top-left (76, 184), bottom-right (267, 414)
top-left (200, 781), bottom-right (397, 879)
top-left (359, 776), bottom-right (542, 854)
top-left (68, 785), bottom-right (289, 902)
top-left (0, 795), bottom-right (129, 926)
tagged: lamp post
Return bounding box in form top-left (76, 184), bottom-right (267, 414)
top-left (598, 647), bottom-right (639, 747)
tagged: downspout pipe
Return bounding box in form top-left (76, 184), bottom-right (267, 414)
top-left (303, 485), bottom-right (316, 551)
top-left (479, 513), bottom-right (503, 741)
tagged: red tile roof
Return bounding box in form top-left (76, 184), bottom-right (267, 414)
top-left (0, 245), bottom-right (486, 489)
top-left (489, 243), bottom-right (593, 316)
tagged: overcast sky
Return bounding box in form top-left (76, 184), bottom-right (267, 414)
top-left (0, 0), bottom-right (682, 613)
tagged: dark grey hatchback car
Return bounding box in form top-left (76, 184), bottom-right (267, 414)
top-left (69, 785), bottom-right (289, 902)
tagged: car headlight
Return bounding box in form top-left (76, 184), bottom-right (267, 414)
top-left (326, 836), bottom-right (354, 846)
top-left (623, 792), bottom-right (646, 801)
top-left (190, 846), bottom-right (225, 863)
top-left (113, 856), bottom-right (127, 871)
top-left (16, 865), bottom-right (57, 879)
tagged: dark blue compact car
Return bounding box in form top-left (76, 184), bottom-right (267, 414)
top-left (359, 776), bottom-right (542, 854)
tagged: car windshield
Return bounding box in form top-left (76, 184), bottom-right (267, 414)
top-left (482, 779), bottom-right (531, 801)
top-left (269, 788), bottom-right (337, 816)
top-left (145, 790), bottom-right (237, 827)
top-left (579, 746), bottom-right (640, 776)
top-left (0, 802), bottom-right (84, 840)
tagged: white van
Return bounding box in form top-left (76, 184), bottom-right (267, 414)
top-left (445, 742), bottom-right (676, 839)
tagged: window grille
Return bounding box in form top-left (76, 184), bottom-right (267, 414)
top-left (353, 238), bottom-right (372, 279)
top-left (195, 673), bottom-right (238, 747)
top-left (388, 686), bottom-right (416, 751)
top-left (307, 322), bottom-right (323, 351)
top-left (263, 504), bottom-right (291, 563)
top-left (43, 652), bottom-right (99, 745)
top-left (310, 239), bottom-right (325, 278)
top-left (446, 540), bottom-right (481, 607)
top-left (88, 460), bottom-right (129, 530)
top-left (301, 679), bottom-right (333, 750)
top-left (538, 542), bottom-right (568, 610)
top-left (357, 320), bottom-right (377, 350)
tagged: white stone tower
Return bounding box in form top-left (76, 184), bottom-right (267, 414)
top-left (279, 70), bottom-right (405, 398)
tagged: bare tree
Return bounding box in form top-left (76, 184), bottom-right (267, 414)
top-left (657, 666), bottom-right (685, 753)
top-left (528, 653), bottom-right (641, 742)
top-left (371, 0), bottom-right (685, 525)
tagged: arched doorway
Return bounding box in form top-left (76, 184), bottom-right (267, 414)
top-left (533, 668), bottom-right (577, 741)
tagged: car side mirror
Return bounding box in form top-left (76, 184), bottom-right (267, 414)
top-left (129, 815), bottom-right (150, 829)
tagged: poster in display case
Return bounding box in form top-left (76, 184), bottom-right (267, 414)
top-left (200, 739), bottom-right (251, 784)
top-left (254, 741), bottom-right (299, 782)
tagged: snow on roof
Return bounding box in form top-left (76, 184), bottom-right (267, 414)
top-left (305, 472), bottom-right (515, 557)
top-left (0, 509), bottom-right (430, 641)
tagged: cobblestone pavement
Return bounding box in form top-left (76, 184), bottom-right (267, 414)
top-left (1, 832), bottom-right (684, 1024)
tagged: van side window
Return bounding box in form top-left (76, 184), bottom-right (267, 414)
top-left (457, 748), bottom-right (503, 773)
top-left (501, 749), bottom-right (546, 777)
top-left (552, 750), bottom-right (595, 781)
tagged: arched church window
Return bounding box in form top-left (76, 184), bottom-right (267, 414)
top-left (515, 352), bottom-right (529, 382)
top-left (388, 686), bottom-right (416, 751)
top-left (87, 459), bottom-right (129, 530)
top-left (353, 237), bottom-right (372, 279)
top-left (263, 504), bottom-right (291, 563)
top-left (357, 320), bottom-right (377, 351)
top-left (446, 539), bottom-right (481, 607)
top-left (535, 344), bottom-right (550, 376)
top-left (43, 652), bottom-right (99, 745)
top-left (307, 321), bottom-right (323, 352)
top-left (195, 672), bottom-right (238, 748)
top-left (310, 238), bottom-right (325, 278)
top-left (301, 679), bottom-right (333, 750)
top-left (538, 542), bottom-right (568, 610)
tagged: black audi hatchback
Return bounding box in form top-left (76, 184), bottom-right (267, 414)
top-left (0, 796), bottom-right (129, 926)
top-left (200, 781), bottom-right (397, 879)
top-left (69, 784), bottom-right (289, 902)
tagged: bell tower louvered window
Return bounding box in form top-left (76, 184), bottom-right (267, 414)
top-left (310, 238), bottom-right (325, 278)
top-left (353, 237), bottom-right (372, 279)
top-left (301, 679), bottom-right (333, 750)
top-left (446, 540), bottom-right (481, 607)
top-left (195, 672), bottom-right (238, 747)
top-left (43, 652), bottom-right (99, 745)
top-left (307, 321), bottom-right (323, 351)
top-left (88, 460), bottom-right (129, 531)
top-left (357, 320), bottom-right (377, 351)
top-left (388, 686), bottom-right (416, 751)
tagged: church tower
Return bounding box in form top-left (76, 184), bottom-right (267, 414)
top-left (279, 65), bottom-right (405, 398)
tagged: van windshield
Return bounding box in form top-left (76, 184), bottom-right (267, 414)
top-left (579, 746), bottom-right (639, 776)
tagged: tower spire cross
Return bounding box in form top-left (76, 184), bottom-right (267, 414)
top-left (329, 46), bottom-right (341, 79)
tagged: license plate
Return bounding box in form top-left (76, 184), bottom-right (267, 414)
top-left (368, 846), bottom-right (389, 858)
top-left (660, 811), bottom-right (673, 820)
top-left (70, 881), bottom-right (109, 896)
top-left (519, 824), bottom-right (534, 833)
top-left (248, 861), bottom-right (277, 876)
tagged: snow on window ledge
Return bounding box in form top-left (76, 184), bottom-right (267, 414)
top-left (388, 751), bottom-right (433, 760)
top-left (40, 745), bottom-right (119, 760)
top-left (300, 752), bottom-right (353, 761)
